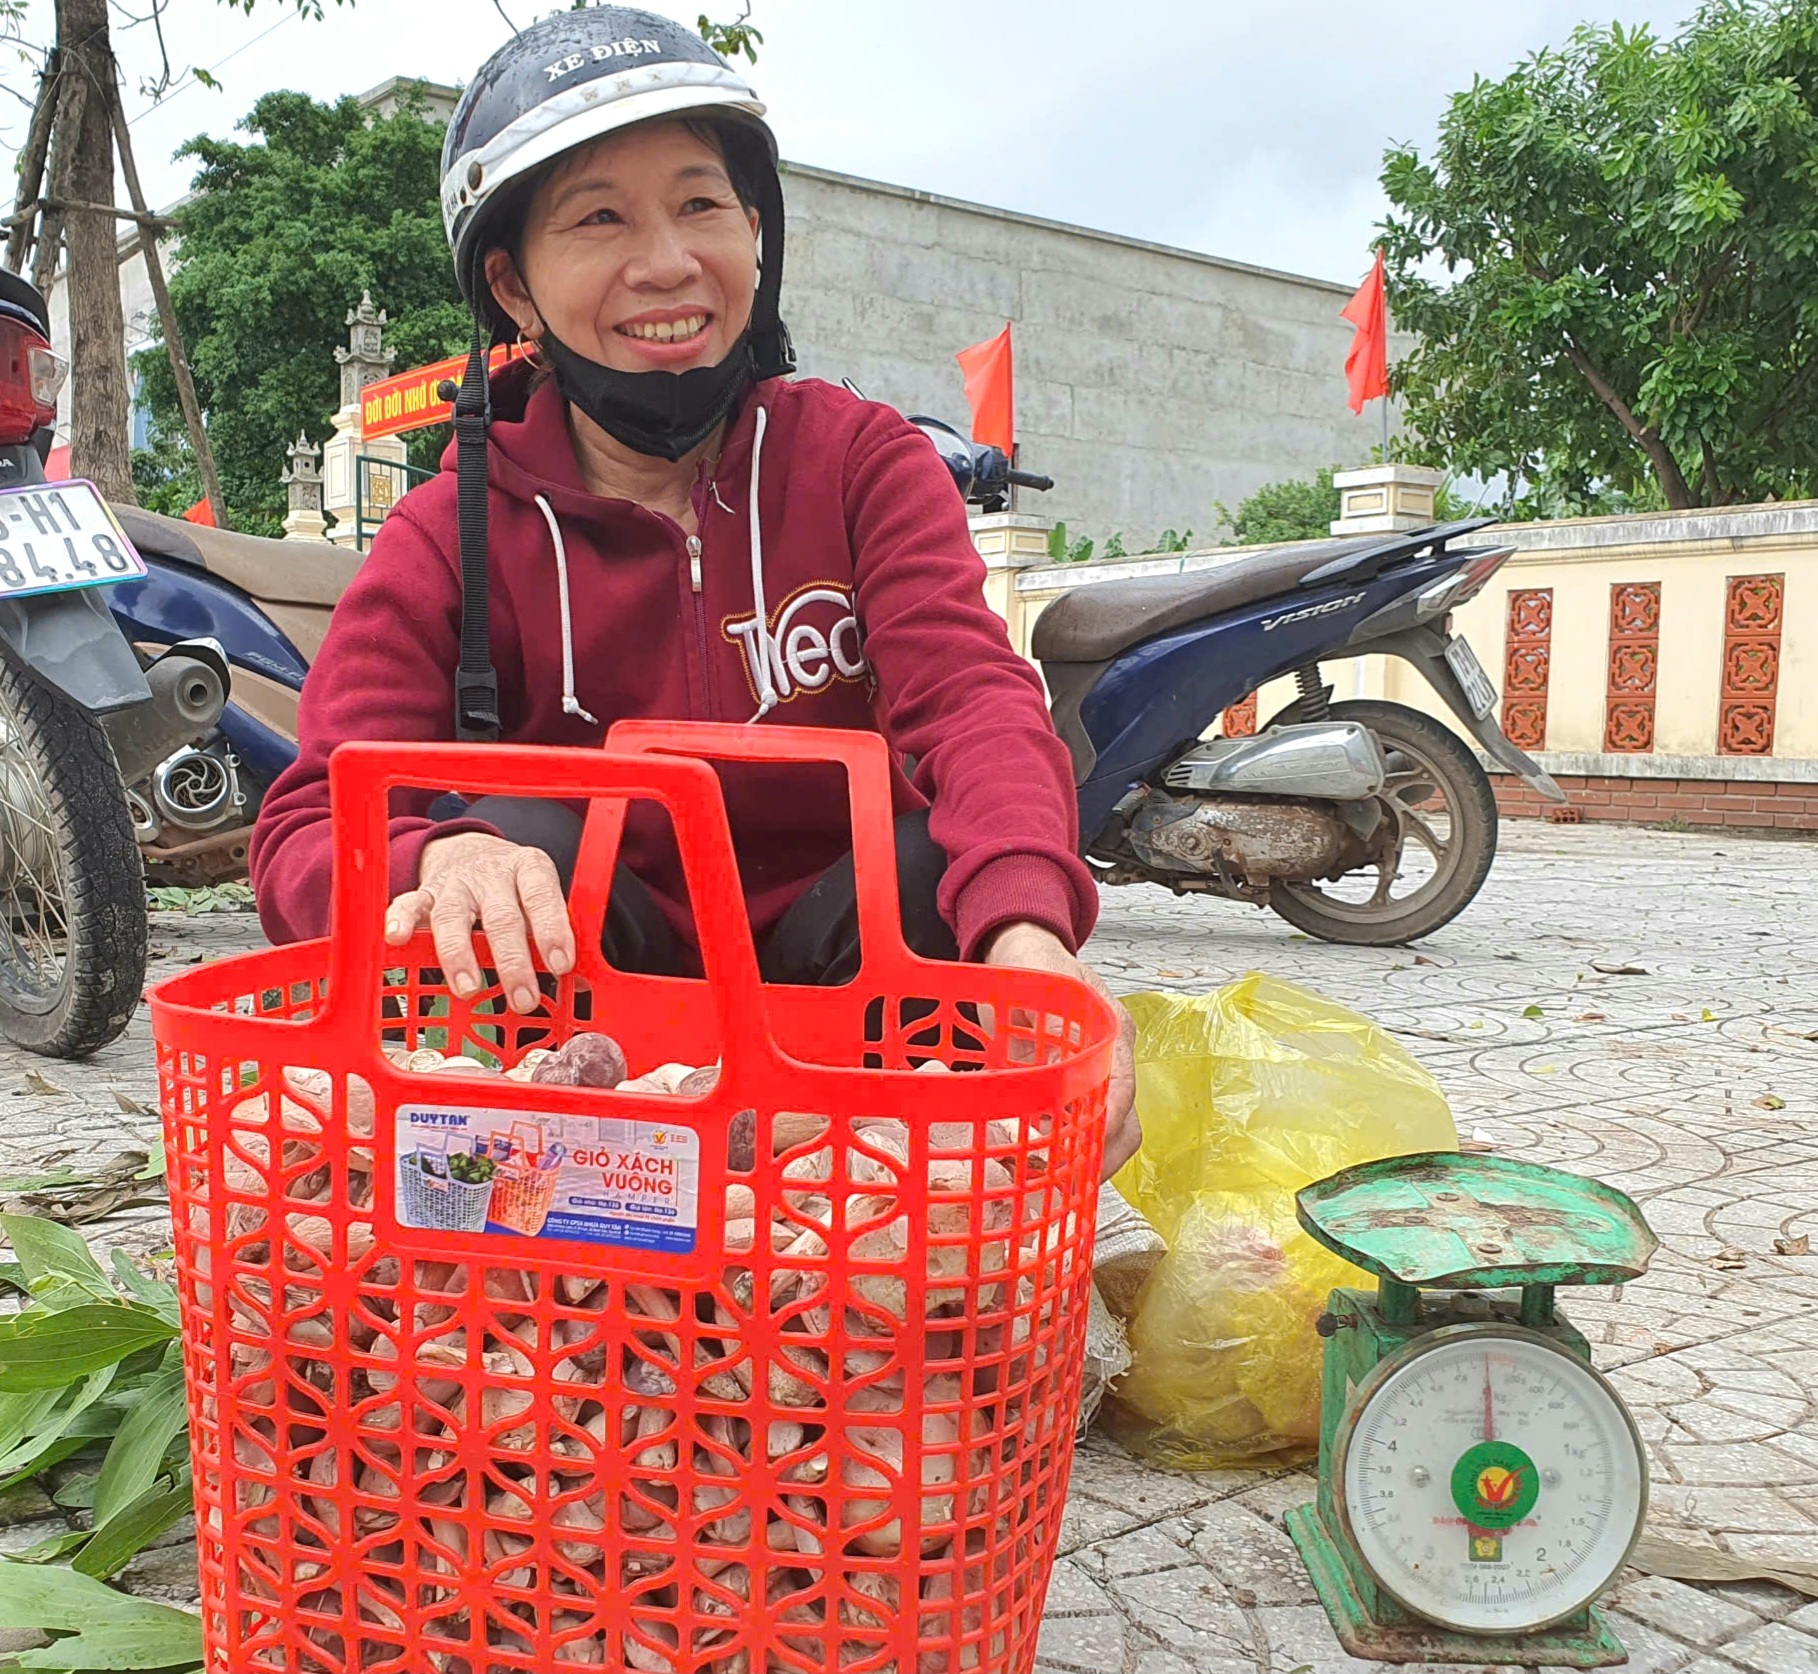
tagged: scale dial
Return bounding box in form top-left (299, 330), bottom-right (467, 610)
top-left (1337, 1324), bottom-right (1646, 1634)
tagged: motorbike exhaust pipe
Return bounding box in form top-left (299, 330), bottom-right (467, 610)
top-left (103, 639), bottom-right (232, 788)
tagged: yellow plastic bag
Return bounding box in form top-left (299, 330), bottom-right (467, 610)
top-left (1106, 973), bottom-right (1457, 1470)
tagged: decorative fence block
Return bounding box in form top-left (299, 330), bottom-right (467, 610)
top-left (1222, 693), bottom-right (1259, 737)
top-left (1604, 582), bottom-right (1661, 753)
top-left (1718, 574), bottom-right (1784, 756)
top-left (1501, 588), bottom-right (1553, 751)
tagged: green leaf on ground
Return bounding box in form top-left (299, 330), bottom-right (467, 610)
top-left (0, 1552), bottom-right (178, 1626)
top-left (106, 1256), bottom-right (178, 1327)
top-left (0, 1369), bottom-right (115, 1480)
top-left (50, 1471), bottom-right (98, 1510)
top-left (73, 1473), bottom-right (193, 1581)
top-left (1522, 1004), bottom-right (1545, 1020)
top-left (0, 1308), bottom-right (177, 1392)
top-left (0, 1218), bottom-right (113, 1308)
top-left (0, 1169), bottom-right (93, 1197)
top-left (7, 1528), bottom-right (90, 1566)
top-left (146, 883), bottom-right (253, 916)
top-left (91, 1372), bottom-right (185, 1531)
top-left (6, 1617), bottom-right (205, 1668)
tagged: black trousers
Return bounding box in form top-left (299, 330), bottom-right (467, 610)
top-left (463, 798), bottom-right (960, 985)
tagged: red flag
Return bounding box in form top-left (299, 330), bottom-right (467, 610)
top-left (182, 496), bottom-right (217, 527)
top-left (955, 324), bottom-right (1015, 455)
top-left (1341, 249), bottom-right (1389, 414)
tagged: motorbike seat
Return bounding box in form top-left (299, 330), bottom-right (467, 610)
top-left (1030, 535), bottom-right (1387, 664)
top-left (111, 504), bottom-right (362, 609)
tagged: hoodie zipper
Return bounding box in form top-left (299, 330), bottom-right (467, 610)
top-left (686, 532), bottom-right (708, 716)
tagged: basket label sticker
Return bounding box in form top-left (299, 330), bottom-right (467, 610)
top-left (395, 1103), bottom-right (699, 1253)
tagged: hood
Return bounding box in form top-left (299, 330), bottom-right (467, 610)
top-left (437, 364), bottom-right (786, 720)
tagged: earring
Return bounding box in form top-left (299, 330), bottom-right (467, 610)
top-left (516, 329), bottom-right (548, 371)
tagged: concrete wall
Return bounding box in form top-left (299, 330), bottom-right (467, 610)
top-left (781, 162), bottom-right (1391, 549)
top-left (44, 110), bottom-right (1387, 538)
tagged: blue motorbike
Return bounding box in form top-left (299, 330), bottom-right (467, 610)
top-left (105, 413), bottom-right (1562, 947)
top-left (0, 270), bottom-right (228, 1055)
top-left (918, 418), bottom-right (1564, 944)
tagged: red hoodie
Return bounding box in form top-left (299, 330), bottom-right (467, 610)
top-left (249, 371), bottom-right (1098, 960)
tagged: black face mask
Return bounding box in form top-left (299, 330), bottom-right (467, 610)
top-left (538, 324), bottom-right (757, 462)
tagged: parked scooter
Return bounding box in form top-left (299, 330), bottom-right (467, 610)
top-left (917, 416), bottom-right (1565, 944)
top-left (107, 405), bottom-right (1562, 952)
top-left (107, 503), bottom-right (346, 885)
top-left (0, 270), bottom-right (228, 1056)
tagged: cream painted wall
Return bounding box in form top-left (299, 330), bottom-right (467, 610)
top-left (994, 502), bottom-right (1818, 765)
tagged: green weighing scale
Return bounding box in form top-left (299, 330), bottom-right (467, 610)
top-left (1285, 1152), bottom-right (1658, 1666)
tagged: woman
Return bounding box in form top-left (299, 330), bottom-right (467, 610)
top-left (250, 7), bottom-right (1139, 1176)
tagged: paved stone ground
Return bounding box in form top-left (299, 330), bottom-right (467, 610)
top-left (1, 821), bottom-right (1815, 1672)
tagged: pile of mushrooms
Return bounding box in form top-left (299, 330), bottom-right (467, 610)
top-left (198, 1032), bottom-right (1069, 1672)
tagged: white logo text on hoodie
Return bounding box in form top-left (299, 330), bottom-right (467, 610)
top-left (723, 582), bottom-right (868, 705)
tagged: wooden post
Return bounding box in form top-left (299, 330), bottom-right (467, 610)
top-left (4, 52), bottom-right (60, 275)
top-left (50, 0), bottom-right (134, 501)
top-left (105, 78), bottom-right (228, 529)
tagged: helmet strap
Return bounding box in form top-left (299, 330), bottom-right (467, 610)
top-left (454, 248), bottom-right (500, 743)
top-left (747, 155), bottom-right (794, 380)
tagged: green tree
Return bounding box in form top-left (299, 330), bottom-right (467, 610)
top-left (134, 12), bottom-right (762, 531)
top-left (134, 88), bottom-right (466, 533)
top-left (1216, 467), bottom-right (1339, 545)
top-left (1381, 0), bottom-right (1818, 512)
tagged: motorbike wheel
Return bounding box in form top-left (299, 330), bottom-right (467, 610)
top-left (1268, 699), bottom-right (1497, 947)
top-left (0, 650), bottom-right (147, 1057)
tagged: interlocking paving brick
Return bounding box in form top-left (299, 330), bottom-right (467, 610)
top-left (6, 826), bottom-right (1818, 1669)
top-left (1718, 1620), bottom-right (1818, 1674)
top-left (1611, 1575), bottom-right (1763, 1648)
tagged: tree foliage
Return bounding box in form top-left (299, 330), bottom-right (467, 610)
top-left (135, 89), bottom-right (466, 532)
top-left (134, 12), bottom-right (762, 531)
top-left (1382, 0), bottom-right (1818, 511)
top-left (1217, 467), bottom-right (1339, 545)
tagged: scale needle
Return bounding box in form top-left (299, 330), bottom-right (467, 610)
top-left (1482, 1358), bottom-right (1495, 1443)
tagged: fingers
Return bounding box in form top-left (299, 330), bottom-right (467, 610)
top-left (1100, 1098), bottom-right (1143, 1181)
top-left (407, 835), bottom-right (575, 1013)
top-left (1102, 1000), bottom-right (1140, 1180)
top-left (385, 889), bottom-right (434, 946)
top-left (428, 885), bottom-right (485, 1000)
top-left (514, 851), bottom-right (576, 979)
top-left (477, 872), bottom-right (539, 1015)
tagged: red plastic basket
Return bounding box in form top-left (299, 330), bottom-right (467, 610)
top-left (151, 722), bottom-right (1115, 1674)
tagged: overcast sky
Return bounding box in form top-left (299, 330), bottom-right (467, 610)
top-left (3, 0), bottom-right (1702, 288)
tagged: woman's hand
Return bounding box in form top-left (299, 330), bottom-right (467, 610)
top-left (385, 832), bottom-right (576, 1014)
top-left (981, 921), bottom-right (1140, 1181)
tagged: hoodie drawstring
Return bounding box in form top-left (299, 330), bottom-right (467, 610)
top-left (746, 404), bottom-right (778, 724)
top-left (534, 493), bottom-right (599, 726)
top-left (532, 407), bottom-right (772, 731)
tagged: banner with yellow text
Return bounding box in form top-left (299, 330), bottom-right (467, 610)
top-left (360, 343), bottom-right (529, 439)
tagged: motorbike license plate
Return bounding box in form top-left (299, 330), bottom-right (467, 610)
top-left (0, 480), bottom-right (146, 601)
top-left (1445, 634), bottom-right (1498, 719)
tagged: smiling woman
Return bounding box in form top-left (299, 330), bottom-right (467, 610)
top-left (248, 5), bottom-right (1140, 1180)
top-left (484, 120), bottom-right (765, 457)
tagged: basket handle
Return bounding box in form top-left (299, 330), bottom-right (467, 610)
top-left (324, 741), bottom-right (776, 1074)
top-left (569, 722), bottom-right (910, 982)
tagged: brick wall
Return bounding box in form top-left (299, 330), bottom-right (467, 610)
top-left (1490, 774), bottom-right (1818, 832)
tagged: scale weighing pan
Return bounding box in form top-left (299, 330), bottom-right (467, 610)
top-left (1297, 1150), bottom-right (1657, 1294)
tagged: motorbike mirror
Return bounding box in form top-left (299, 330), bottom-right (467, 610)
top-left (908, 415), bottom-right (979, 499)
